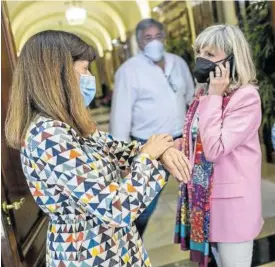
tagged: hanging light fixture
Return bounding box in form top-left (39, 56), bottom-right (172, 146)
top-left (65, 3), bottom-right (87, 25)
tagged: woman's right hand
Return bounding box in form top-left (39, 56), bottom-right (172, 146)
top-left (160, 147), bottom-right (191, 183)
top-left (141, 134), bottom-right (174, 159)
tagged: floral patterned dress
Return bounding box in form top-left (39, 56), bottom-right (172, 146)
top-left (21, 116), bottom-right (169, 267)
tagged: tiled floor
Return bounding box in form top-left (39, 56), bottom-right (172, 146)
top-left (92, 107), bottom-right (275, 267)
top-left (260, 263), bottom-right (275, 267)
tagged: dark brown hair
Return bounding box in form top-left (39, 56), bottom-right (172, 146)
top-left (5, 30), bottom-right (97, 149)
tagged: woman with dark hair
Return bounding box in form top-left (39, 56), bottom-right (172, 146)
top-left (5, 30), bottom-right (190, 266)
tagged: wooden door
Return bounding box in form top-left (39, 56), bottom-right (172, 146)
top-left (1, 2), bottom-right (48, 267)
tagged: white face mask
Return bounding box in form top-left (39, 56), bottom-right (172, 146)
top-left (80, 74), bottom-right (96, 107)
top-left (143, 40), bottom-right (165, 62)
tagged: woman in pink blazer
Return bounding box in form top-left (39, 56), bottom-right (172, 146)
top-left (174, 24), bottom-right (263, 267)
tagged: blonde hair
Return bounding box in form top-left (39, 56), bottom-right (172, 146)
top-left (194, 24), bottom-right (256, 88)
top-left (5, 30), bottom-right (97, 149)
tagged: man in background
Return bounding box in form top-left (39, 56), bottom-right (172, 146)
top-left (110, 18), bottom-right (194, 237)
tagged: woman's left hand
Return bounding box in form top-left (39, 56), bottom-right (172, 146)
top-left (208, 61), bottom-right (230, 96)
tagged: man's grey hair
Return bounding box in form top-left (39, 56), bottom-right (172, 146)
top-left (135, 19), bottom-right (165, 43)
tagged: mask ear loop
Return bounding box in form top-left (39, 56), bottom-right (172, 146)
top-left (74, 68), bottom-right (92, 77)
top-left (214, 54), bottom-right (234, 76)
top-left (214, 54), bottom-right (233, 64)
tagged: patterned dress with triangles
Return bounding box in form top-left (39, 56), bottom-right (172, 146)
top-left (21, 116), bottom-right (169, 267)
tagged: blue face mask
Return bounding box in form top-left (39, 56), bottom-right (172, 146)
top-left (80, 74), bottom-right (96, 107)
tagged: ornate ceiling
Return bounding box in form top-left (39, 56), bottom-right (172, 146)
top-left (6, 0), bottom-right (163, 57)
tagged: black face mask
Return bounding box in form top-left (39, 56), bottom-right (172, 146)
top-left (193, 55), bottom-right (234, 83)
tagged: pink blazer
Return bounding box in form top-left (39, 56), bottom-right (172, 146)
top-left (197, 85), bottom-right (263, 242)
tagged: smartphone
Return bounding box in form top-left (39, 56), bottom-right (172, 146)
top-left (223, 54), bottom-right (234, 78)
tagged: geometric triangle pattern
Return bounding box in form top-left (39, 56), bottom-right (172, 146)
top-left (21, 116), bottom-right (169, 266)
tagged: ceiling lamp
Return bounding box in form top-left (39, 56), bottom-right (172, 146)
top-left (65, 6), bottom-right (87, 25)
